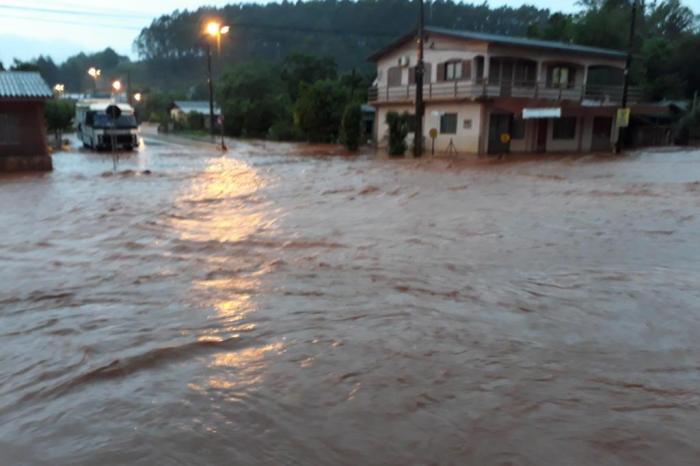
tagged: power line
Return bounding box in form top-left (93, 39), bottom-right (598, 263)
top-left (0, 3), bottom-right (153, 19)
top-left (0, 13), bottom-right (144, 31)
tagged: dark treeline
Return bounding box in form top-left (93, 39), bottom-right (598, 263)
top-left (132, 0), bottom-right (550, 88)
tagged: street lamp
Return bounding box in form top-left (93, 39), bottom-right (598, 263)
top-left (87, 67), bottom-right (101, 95)
top-left (112, 80), bottom-right (122, 93)
top-left (133, 92), bottom-right (142, 103)
top-left (203, 21), bottom-right (229, 149)
top-left (53, 83), bottom-right (65, 95)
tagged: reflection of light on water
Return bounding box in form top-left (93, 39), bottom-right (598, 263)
top-left (172, 157), bottom-right (274, 243)
top-left (173, 156), bottom-right (284, 394)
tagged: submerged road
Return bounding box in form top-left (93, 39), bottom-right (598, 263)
top-left (1, 136), bottom-right (699, 465)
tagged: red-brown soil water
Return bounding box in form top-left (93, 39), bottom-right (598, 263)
top-left (1, 138), bottom-right (699, 465)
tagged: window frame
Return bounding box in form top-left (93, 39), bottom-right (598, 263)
top-left (444, 61), bottom-right (463, 81)
top-left (550, 66), bottom-right (573, 88)
top-left (440, 113), bottom-right (458, 134)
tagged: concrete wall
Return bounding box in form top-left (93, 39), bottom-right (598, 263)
top-left (0, 100), bottom-right (49, 158)
top-left (376, 39), bottom-right (626, 89)
top-left (375, 102), bottom-right (484, 155)
top-left (376, 36), bottom-right (488, 87)
top-left (425, 102), bottom-right (483, 155)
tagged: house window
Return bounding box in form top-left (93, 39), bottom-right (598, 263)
top-left (552, 117), bottom-right (577, 140)
top-left (0, 114), bottom-right (20, 145)
top-left (551, 66), bottom-right (573, 88)
top-left (440, 113), bottom-right (458, 134)
top-left (511, 118), bottom-right (526, 139)
top-left (444, 61), bottom-right (462, 81)
top-left (463, 119), bottom-right (472, 130)
top-left (387, 66), bottom-right (402, 87)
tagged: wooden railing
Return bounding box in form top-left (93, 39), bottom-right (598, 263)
top-left (367, 80), bottom-right (644, 104)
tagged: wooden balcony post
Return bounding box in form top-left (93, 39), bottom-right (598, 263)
top-left (429, 82), bottom-right (432, 99)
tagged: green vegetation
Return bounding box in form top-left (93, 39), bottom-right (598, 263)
top-left (341, 103), bottom-right (362, 151)
top-left (386, 112), bottom-right (411, 157)
top-left (44, 99), bottom-right (75, 147)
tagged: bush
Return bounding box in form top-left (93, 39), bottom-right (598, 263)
top-left (187, 111), bottom-right (205, 131)
top-left (294, 79), bottom-right (348, 143)
top-left (44, 99), bottom-right (75, 147)
top-left (386, 111), bottom-right (410, 156)
top-left (340, 103), bottom-right (362, 151)
top-left (267, 119), bottom-right (302, 141)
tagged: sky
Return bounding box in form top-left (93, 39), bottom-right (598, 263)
top-left (1, 0), bottom-right (698, 65)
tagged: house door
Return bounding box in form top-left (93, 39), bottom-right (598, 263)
top-left (488, 113), bottom-right (512, 154)
top-left (591, 116), bottom-right (613, 151)
top-left (536, 119), bottom-right (548, 152)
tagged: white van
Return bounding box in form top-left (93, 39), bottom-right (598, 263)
top-left (76, 100), bottom-right (139, 150)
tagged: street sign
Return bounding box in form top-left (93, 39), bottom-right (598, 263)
top-left (616, 108), bottom-right (631, 128)
top-left (105, 105), bottom-right (121, 120)
top-left (523, 108), bottom-right (561, 119)
top-left (429, 128), bottom-right (437, 139)
top-left (500, 133), bottom-right (511, 144)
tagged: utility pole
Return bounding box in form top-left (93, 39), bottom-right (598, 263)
top-left (206, 42), bottom-right (216, 138)
top-left (615, 0), bottom-right (638, 154)
top-left (413, 0), bottom-right (425, 158)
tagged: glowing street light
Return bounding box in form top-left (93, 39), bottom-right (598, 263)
top-left (133, 92), bottom-right (142, 103)
top-left (53, 83), bottom-right (65, 94)
top-left (203, 20), bottom-right (229, 150)
top-left (112, 80), bottom-right (122, 92)
top-left (87, 67), bottom-right (101, 95)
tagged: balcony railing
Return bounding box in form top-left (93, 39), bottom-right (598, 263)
top-left (368, 80), bottom-right (644, 104)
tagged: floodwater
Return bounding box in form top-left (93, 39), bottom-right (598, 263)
top-left (1, 135), bottom-right (700, 466)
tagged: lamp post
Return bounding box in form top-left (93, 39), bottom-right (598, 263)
top-left (413, 0), bottom-right (425, 158)
top-left (87, 67), bottom-right (101, 96)
top-left (615, 0), bottom-right (638, 154)
top-left (204, 21), bottom-right (229, 149)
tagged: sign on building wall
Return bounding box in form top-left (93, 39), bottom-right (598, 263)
top-left (616, 108), bottom-right (631, 128)
top-left (523, 108), bottom-right (562, 119)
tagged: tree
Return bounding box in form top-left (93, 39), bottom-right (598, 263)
top-left (10, 59), bottom-right (39, 72)
top-left (218, 61), bottom-right (291, 138)
top-left (280, 53), bottom-right (337, 101)
top-left (294, 79), bottom-right (349, 142)
top-left (340, 103), bottom-right (362, 151)
top-left (386, 111), bottom-right (410, 156)
top-left (44, 99), bottom-right (75, 148)
top-left (0, 61), bottom-right (4, 71)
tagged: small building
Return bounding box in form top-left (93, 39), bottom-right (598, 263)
top-left (0, 72), bottom-right (53, 171)
top-left (169, 101), bottom-right (221, 130)
top-left (367, 27), bottom-right (663, 156)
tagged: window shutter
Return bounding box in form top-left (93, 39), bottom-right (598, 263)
top-left (462, 61), bottom-right (471, 80)
top-left (437, 63), bottom-right (445, 82)
top-left (409, 67), bottom-right (416, 85)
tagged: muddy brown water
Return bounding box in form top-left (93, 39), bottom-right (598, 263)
top-left (1, 137), bottom-right (699, 465)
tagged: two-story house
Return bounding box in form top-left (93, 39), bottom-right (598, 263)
top-left (368, 27), bottom-right (644, 156)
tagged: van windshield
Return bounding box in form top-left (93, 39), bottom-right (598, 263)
top-left (93, 113), bottom-right (138, 129)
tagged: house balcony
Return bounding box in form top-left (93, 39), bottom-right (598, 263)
top-left (367, 80), bottom-right (644, 105)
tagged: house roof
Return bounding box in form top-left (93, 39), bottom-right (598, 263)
top-left (368, 27), bottom-right (627, 61)
top-left (172, 100), bottom-right (221, 114)
top-left (0, 72), bottom-right (52, 99)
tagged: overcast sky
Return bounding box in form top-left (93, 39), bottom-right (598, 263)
top-left (1, 0), bottom-right (698, 65)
